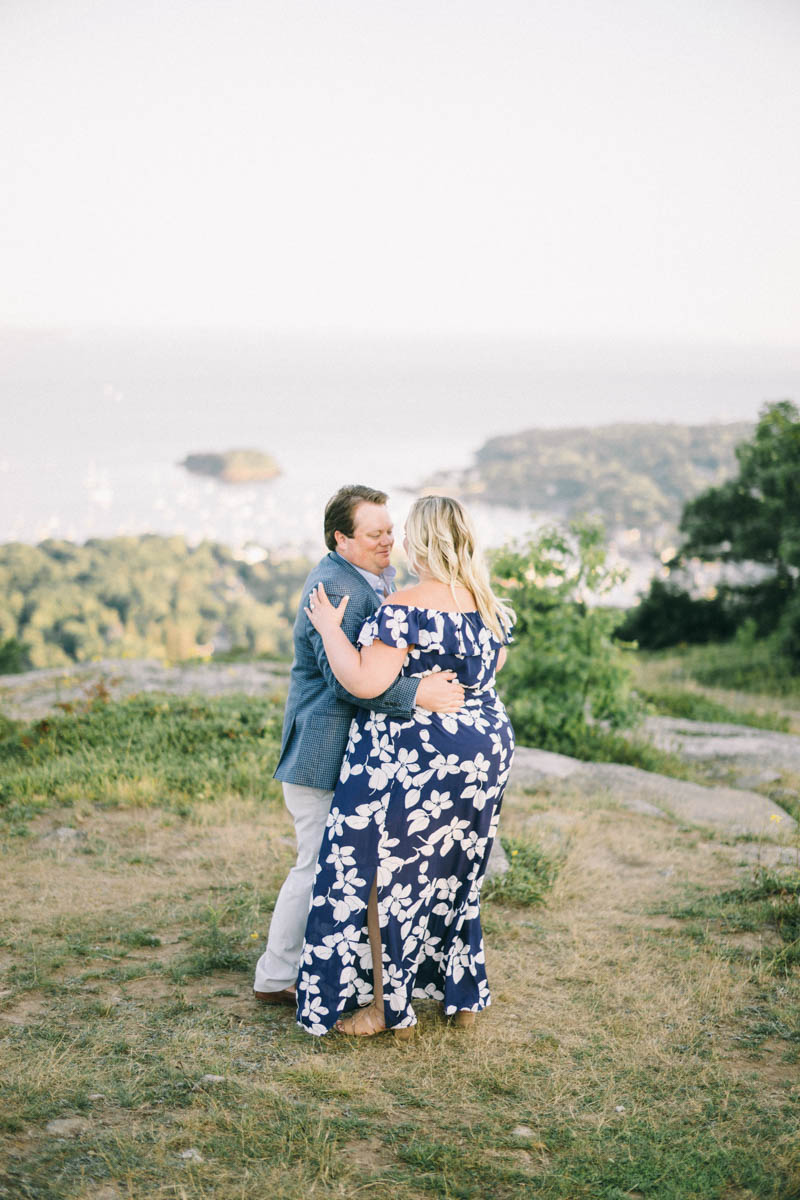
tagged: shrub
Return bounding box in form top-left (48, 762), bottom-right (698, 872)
top-left (492, 521), bottom-right (641, 756)
top-left (614, 579), bottom-right (737, 650)
top-left (0, 637), bottom-right (32, 675)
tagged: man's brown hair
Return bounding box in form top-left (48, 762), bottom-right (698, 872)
top-left (324, 485), bottom-right (389, 552)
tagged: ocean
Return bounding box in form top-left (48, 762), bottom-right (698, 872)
top-left (2, 328), bottom-right (798, 562)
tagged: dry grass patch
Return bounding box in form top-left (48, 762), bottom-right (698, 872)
top-left (1, 777), bottom-right (799, 1197)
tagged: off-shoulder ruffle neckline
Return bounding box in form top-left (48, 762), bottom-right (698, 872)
top-left (379, 603), bottom-right (481, 617)
top-left (359, 603), bottom-right (506, 655)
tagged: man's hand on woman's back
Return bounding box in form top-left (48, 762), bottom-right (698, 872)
top-left (415, 671), bottom-right (465, 713)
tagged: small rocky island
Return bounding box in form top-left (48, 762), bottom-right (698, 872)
top-left (179, 449), bottom-right (281, 484)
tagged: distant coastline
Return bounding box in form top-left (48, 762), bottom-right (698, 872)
top-left (3, 327), bottom-right (796, 556)
top-left (425, 420), bottom-right (752, 547)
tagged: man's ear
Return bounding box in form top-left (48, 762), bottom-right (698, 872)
top-left (333, 530), bottom-right (348, 552)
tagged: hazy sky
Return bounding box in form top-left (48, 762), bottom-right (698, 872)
top-left (2, 0), bottom-right (799, 342)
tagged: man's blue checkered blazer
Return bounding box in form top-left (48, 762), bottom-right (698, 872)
top-left (273, 551), bottom-right (420, 791)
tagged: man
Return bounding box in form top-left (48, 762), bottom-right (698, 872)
top-left (253, 484), bottom-right (465, 1004)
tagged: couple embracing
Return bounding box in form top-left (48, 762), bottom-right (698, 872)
top-left (253, 484), bottom-right (515, 1039)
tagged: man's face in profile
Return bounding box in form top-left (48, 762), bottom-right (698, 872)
top-left (335, 502), bottom-right (394, 575)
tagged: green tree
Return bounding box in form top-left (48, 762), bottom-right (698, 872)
top-left (492, 521), bottom-right (640, 755)
top-left (680, 400), bottom-right (800, 576)
top-left (619, 402), bottom-right (800, 665)
top-left (680, 400), bottom-right (800, 663)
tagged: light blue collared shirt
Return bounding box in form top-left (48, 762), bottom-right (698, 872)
top-left (352, 563), bottom-right (397, 598)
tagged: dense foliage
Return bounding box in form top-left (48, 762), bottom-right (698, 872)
top-left (453, 422), bottom-right (749, 535)
top-left (619, 402), bottom-right (800, 665)
top-left (493, 521), bottom-right (641, 755)
top-left (614, 578), bottom-right (736, 650)
top-left (0, 535), bottom-right (311, 672)
top-left (614, 573), bottom-right (789, 649)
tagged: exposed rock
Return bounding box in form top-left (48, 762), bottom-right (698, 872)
top-left (508, 746), bottom-right (796, 839)
top-left (736, 771), bottom-right (781, 789)
top-left (5, 661), bottom-right (799, 846)
top-left (730, 843), bottom-right (800, 869)
top-left (509, 746), bottom-right (583, 788)
top-left (485, 837), bottom-right (509, 878)
top-left (45, 1116), bottom-right (91, 1137)
top-left (0, 656), bottom-right (290, 722)
top-left (180, 1147), bottom-right (205, 1162)
top-left (643, 716), bottom-right (800, 772)
top-left (39, 826), bottom-right (87, 846)
top-left (587, 764), bottom-right (792, 838)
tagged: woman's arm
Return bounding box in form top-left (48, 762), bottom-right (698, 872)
top-left (496, 646), bottom-right (508, 672)
top-left (304, 583), bottom-right (409, 699)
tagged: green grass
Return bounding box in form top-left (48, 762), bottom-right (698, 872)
top-left (170, 891), bottom-right (274, 980)
top-left (118, 929), bottom-right (162, 949)
top-left (660, 867), bottom-right (800, 976)
top-left (570, 726), bottom-right (696, 779)
top-left (3, 986), bottom-right (798, 1198)
top-left (483, 835), bottom-right (561, 908)
top-left (642, 635), bottom-right (800, 700)
top-left (0, 690), bottom-right (285, 829)
top-left (638, 686), bottom-right (791, 732)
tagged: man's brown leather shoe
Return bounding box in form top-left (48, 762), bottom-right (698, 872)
top-left (254, 987), bottom-right (297, 1007)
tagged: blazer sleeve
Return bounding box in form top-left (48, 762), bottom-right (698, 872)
top-left (304, 584), bottom-right (420, 717)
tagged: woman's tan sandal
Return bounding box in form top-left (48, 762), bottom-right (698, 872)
top-left (452, 1010), bottom-right (476, 1029)
top-left (334, 1004), bottom-right (416, 1040)
top-left (334, 1004), bottom-right (385, 1037)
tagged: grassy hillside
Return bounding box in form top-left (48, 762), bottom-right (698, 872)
top-left (0, 690), bottom-right (286, 830)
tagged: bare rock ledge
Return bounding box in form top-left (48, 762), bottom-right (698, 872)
top-left (507, 746), bottom-right (796, 839)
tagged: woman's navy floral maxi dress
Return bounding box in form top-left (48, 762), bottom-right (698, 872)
top-left (296, 604), bottom-right (515, 1035)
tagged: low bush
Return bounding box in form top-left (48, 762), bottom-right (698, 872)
top-left (493, 521), bottom-right (642, 757)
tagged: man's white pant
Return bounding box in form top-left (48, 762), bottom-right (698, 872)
top-left (253, 782), bottom-right (334, 994)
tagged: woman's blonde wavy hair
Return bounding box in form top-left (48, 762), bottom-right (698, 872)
top-left (405, 495), bottom-right (514, 641)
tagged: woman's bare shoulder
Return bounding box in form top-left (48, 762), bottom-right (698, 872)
top-left (380, 585), bottom-right (428, 607)
top-left (381, 582), bottom-right (477, 610)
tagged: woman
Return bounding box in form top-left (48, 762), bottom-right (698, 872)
top-left (296, 495), bottom-right (515, 1038)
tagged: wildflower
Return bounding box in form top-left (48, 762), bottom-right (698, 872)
top-left (770, 814), bottom-right (783, 823)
